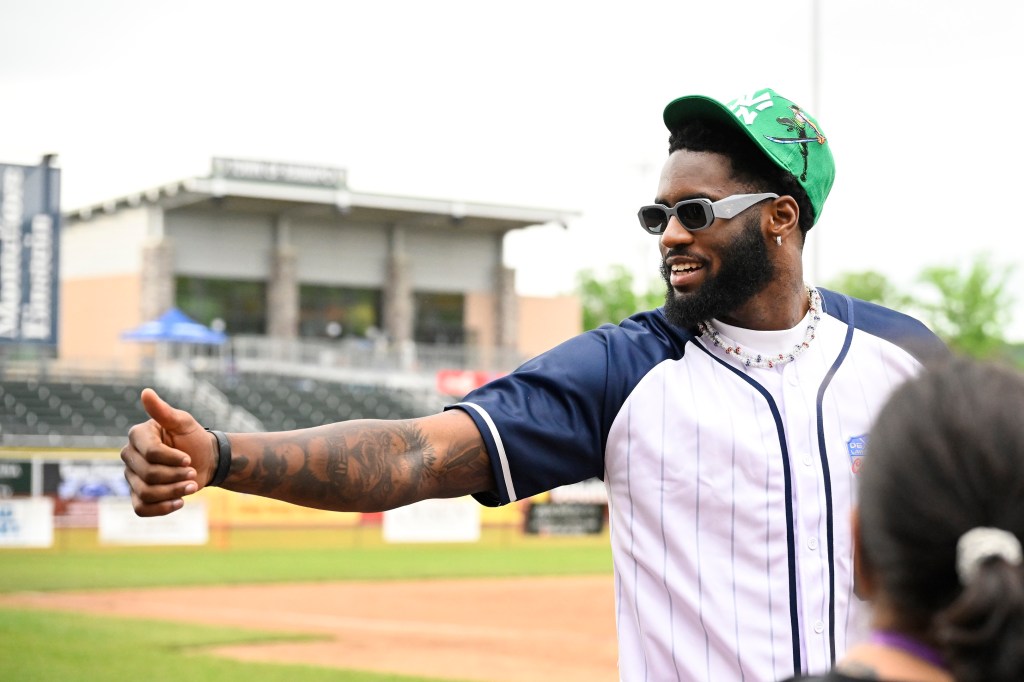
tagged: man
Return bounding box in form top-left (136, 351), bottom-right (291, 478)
top-left (123, 87), bottom-right (946, 681)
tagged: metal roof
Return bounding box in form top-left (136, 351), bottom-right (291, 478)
top-left (65, 171), bottom-right (577, 234)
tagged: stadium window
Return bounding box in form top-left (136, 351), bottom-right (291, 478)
top-left (299, 285), bottom-right (381, 339)
top-left (175, 277), bottom-right (267, 335)
top-left (413, 292), bottom-right (465, 344)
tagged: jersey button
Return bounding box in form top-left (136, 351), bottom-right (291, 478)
top-left (814, 620), bottom-right (825, 634)
top-left (808, 537), bottom-right (819, 550)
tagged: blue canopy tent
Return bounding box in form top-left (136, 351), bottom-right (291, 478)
top-left (121, 308), bottom-right (226, 345)
top-left (122, 308), bottom-right (228, 373)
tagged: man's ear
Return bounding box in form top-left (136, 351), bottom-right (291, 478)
top-left (766, 195), bottom-right (800, 243)
top-left (852, 507), bottom-right (875, 601)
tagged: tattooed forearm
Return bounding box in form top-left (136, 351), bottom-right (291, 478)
top-left (221, 414), bottom-right (494, 512)
top-left (436, 440), bottom-right (489, 481)
top-left (253, 446), bottom-right (290, 497)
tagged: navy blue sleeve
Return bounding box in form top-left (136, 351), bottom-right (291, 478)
top-left (446, 309), bottom-right (691, 506)
top-left (817, 288), bottom-right (949, 366)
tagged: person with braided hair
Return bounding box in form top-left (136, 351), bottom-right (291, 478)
top-left (782, 357), bottom-right (1024, 682)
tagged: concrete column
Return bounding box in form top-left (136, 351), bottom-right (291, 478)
top-left (140, 206), bottom-right (174, 320)
top-left (140, 240), bottom-right (174, 320)
top-left (496, 236), bottom-right (518, 352)
top-left (267, 215), bottom-right (298, 339)
top-left (139, 208), bottom-right (175, 323)
top-left (382, 224), bottom-right (413, 348)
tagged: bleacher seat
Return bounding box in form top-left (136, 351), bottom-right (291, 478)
top-left (0, 369), bottom-right (438, 446)
top-left (201, 372), bottom-right (424, 432)
top-left (0, 376), bottom-right (219, 446)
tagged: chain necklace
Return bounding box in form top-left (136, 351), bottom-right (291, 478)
top-left (697, 287), bottom-right (822, 369)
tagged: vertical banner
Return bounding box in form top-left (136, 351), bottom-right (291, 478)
top-left (0, 160), bottom-right (61, 347)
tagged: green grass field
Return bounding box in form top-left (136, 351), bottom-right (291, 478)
top-left (0, 527), bottom-right (613, 681)
top-left (0, 608), bottom-right (465, 682)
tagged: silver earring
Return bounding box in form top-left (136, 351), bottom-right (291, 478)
top-left (775, 236), bottom-right (782, 246)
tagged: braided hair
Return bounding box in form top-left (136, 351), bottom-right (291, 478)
top-left (858, 357), bottom-right (1024, 682)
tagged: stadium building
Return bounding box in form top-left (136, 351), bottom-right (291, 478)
top-left (60, 158), bottom-right (581, 377)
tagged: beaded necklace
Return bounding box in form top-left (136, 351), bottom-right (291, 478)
top-left (697, 287), bottom-right (822, 369)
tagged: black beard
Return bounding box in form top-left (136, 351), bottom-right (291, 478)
top-left (661, 214), bottom-right (775, 329)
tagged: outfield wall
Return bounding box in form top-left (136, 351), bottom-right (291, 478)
top-left (0, 448), bottom-right (546, 547)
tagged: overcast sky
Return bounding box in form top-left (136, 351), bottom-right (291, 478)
top-left (2, 0), bottom-right (1022, 339)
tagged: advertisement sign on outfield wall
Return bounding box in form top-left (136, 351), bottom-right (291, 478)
top-left (0, 497), bottom-right (54, 548)
top-left (383, 497), bottom-right (481, 543)
top-left (98, 497), bottom-right (208, 545)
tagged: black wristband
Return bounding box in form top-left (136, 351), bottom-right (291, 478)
top-left (204, 428), bottom-right (232, 488)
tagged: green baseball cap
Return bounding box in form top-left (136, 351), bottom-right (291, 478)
top-left (663, 87), bottom-right (835, 224)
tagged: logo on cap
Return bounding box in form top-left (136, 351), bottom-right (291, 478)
top-left (763, 105), bottom-right (828, 183)
top-left (727, 91), bottom-right (774, 125)
top-left (766, 105), bottom-right (827, 146)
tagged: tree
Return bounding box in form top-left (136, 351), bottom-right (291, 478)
top-left (826, 255), bottom-right (1018, 360)
top-left (577, 265), bottom-right (664, 330)
top-left (914, 255), bottom-right (1016, 358)
top-left (823, 270), bottom-right (909, 309)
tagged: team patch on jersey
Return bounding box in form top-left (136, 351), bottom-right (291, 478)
top-left (847, 434), bottom-right (867, 474)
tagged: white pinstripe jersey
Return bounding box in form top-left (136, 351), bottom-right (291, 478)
top-left (449, 289), bottom-right (946, 682)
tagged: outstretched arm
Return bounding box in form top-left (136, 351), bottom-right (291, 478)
top-left (122, 388), bottom-right (495, 517)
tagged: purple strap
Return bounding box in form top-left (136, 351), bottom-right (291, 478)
top-left (869, 630), bottom-right (947, 669)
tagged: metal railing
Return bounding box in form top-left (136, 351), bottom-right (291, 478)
top-left (156, 363), bottom-right (265, 432)
top-left (227, 336), bottom-right (525, 376)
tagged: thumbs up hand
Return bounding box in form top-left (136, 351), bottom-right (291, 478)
top-left (120, 388), bottom-right (214, 517)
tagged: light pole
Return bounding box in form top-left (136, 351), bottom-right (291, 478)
top-left (809, 0), bottom-right (823, 284)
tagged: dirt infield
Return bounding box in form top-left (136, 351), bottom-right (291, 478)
top-left (0, 575), bottom-right (618, 682)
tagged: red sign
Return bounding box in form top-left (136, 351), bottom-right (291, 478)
top-left (435, 369), bottom-right (505, 397)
